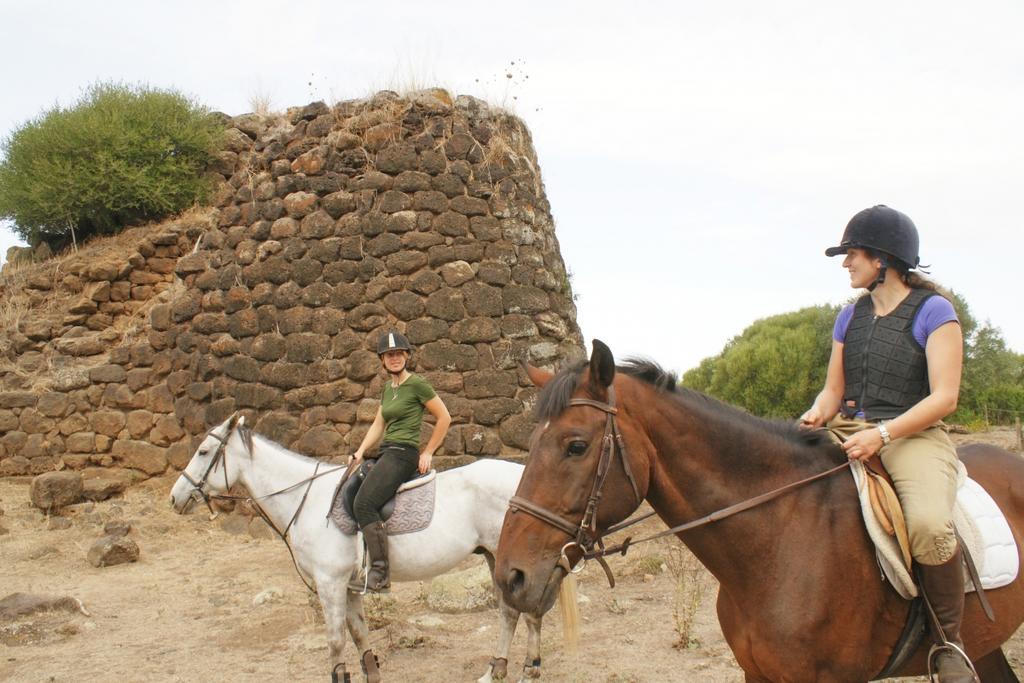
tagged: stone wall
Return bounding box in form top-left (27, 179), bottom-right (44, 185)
top-left (0, 88), bottom-right (582, 481)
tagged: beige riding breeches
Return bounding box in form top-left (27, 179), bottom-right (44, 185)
top-left (826, 415), bottom-right (960, 566)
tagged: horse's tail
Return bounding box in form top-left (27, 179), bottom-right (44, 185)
top-left (558, 574), bottom-right (580, 655)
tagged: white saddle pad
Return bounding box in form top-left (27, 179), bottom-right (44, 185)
top-left (852, 460), bottom-right (1019, 599)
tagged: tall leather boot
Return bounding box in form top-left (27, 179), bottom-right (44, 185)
top-left (359, 520), bottom-right (390, 593)
top-left (918, 547), bottom-right (978, 683)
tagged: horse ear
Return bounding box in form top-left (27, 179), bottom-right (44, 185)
top-left (589, 339), bottom-right (616, 390)
top-left (237, 415), bottom-right (246, 427)
top-left (522, 361), bottom-right (553, 388)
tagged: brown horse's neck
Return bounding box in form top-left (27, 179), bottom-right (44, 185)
top-left (624, 380), bottom-right (851, 586)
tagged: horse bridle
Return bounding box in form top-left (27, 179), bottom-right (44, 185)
top-left (507, 387), bottom-right (644, 584)
top-left (179, 414), bottom-right (239, 517)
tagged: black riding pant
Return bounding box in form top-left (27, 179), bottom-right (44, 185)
top-left (352, 443), bottom-right (419, 527)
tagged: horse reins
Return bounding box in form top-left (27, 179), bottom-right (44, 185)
top-left (507, 391), bottom-right (853, 585)
top-left (180, 416), bottom-right (346, 593)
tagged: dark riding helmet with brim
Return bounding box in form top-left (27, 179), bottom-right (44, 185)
top-left (825, 205), bottom-right (921, 270)
top-left (377, 330), bottom-right (412, 356)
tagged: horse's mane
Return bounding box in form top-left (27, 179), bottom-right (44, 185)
top-left (535, 357), bottom-right (836, 455)
top-left (235, 424), bottom-right (319, 464)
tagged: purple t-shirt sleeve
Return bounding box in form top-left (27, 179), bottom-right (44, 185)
top-left (833, 304), bottom-right (855, 343)
top-left (912, 295), bottom-right (959, 347)
top-left (832, 296), bottom-right (959, 347)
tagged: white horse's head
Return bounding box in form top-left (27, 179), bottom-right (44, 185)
top-left (169, 413), bottom-right (248, 514)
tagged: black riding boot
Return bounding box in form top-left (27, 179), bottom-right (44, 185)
top-left (918, 547), bottom-right (978, 683)
top-left (352, 520), bottom-right (390, 594)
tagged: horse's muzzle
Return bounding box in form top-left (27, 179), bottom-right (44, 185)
top-left (500, 561), bottom-right (563, 615)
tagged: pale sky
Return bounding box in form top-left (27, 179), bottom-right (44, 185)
top-left (2, 0), bottom-right (1021, 374)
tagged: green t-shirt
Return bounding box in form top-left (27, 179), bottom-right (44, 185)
top-left (380, 374), bottom-right (437, 447)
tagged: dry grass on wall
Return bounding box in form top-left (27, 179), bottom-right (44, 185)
top-left (0, 206), bottom-right (215, 391)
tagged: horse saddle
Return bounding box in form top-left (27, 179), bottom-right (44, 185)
top-left (852, 458), bottom-right (1020, 600)
top-left (327, 460), bottom-right (437, 536)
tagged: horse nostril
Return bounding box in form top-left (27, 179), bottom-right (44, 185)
top-left (508, 568), bottom-right (526, 596)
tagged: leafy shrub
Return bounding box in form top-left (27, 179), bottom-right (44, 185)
top-left (682, 304), bottom-right (840, 418)
top-left (0, 82), bottom-right (223, 249)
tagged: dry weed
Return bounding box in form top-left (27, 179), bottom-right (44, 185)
top-left (248, 90), bottom-right (275, 116)
top-left (664, 544), bottom-right (707, 649)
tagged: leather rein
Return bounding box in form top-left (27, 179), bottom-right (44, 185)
top-left (507, 390), bottom-right (852, 586)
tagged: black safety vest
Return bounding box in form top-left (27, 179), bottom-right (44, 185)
top-left (841, 288), bottom-right (936, 421)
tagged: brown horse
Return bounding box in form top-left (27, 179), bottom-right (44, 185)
top-left (494, 340), bottom-right (1024, 682)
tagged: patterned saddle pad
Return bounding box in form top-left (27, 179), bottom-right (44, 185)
top-left (328, 469), bottom-right (436, 536)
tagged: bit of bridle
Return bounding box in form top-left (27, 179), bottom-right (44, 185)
top-left (507, 388), bottom-right (853, 587)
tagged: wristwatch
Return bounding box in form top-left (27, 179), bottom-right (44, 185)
top-left (877, 424), bottom-right (892, 445)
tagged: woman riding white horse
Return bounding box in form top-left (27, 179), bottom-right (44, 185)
top-left (169, 413), bottom-right (547, 683)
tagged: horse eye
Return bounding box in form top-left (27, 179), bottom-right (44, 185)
top-left (566, 440), bottom-right (588, 457)
top-left (199, 448), bottom-right (208, 456)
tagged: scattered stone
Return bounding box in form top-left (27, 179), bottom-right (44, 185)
top-left (87, 535), bottom-right (140, 567)
top-left (29, 472), bottom-right (83, 511)
top-left (103, 520), bottom-right (131, 538)
top-left (27, 545), bottom-right (61, 560)
top-left (81, 468), bottom-right (133, 501)
top-left (0, 592), bottom-right (90, 620)
top-left (47, 516), bottom-right (73, 531)
top-left (423, 563), bottom-right (496, 613)
top-left (408, 614), bottom-right (446, 628)
top-left (253, 587), bottom-right (283, 606)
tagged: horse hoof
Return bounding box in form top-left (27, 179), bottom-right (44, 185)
top-left (361, 649), bottom-right (381, 683)
top-left (481, 656), bottom-right (508, 681)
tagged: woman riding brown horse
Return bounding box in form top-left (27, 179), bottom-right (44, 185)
top-left (494, 340), bottom-right (1024, 682)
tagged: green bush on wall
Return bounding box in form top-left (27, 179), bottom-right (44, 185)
top-left (0, 82), bottom-right (224, 250)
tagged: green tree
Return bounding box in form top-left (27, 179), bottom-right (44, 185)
top-left (0, 82), bottom-right (223, 249)
top-left (682, 304), bottom-right (840, 418)
top-left (957, 322), bottom-right (1024, 424)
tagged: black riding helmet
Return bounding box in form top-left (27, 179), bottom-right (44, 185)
top-left (377, 330), bottom-right (412, 357)
top-left (825, 205), bottom-right (921, 269)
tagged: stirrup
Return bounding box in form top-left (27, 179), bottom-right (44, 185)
top-left (927, 641), bottom-right (979, 682)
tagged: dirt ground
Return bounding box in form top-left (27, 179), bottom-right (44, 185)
top-left (1, 427), bottom-right (1022, 683)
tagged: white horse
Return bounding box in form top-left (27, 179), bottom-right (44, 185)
top-left (169, 413), bottom-right (553, 683)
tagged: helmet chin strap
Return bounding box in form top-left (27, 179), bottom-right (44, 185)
top-left (384, 359), bottom-right (408, 377)
top-left (867, 256), bottom-right (888, 292)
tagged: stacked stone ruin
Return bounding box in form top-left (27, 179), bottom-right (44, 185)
top-left (0, 89), bottom-right (583, 484)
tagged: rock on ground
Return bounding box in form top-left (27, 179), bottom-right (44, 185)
top-left (29, 472), bottom-right (83, 511)
top-left (0, 593), bottom-right (89, 620)
top-left (87, 535), bottom-right (140, 567)
top-left (422, 563), bottom-right (496, 613)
